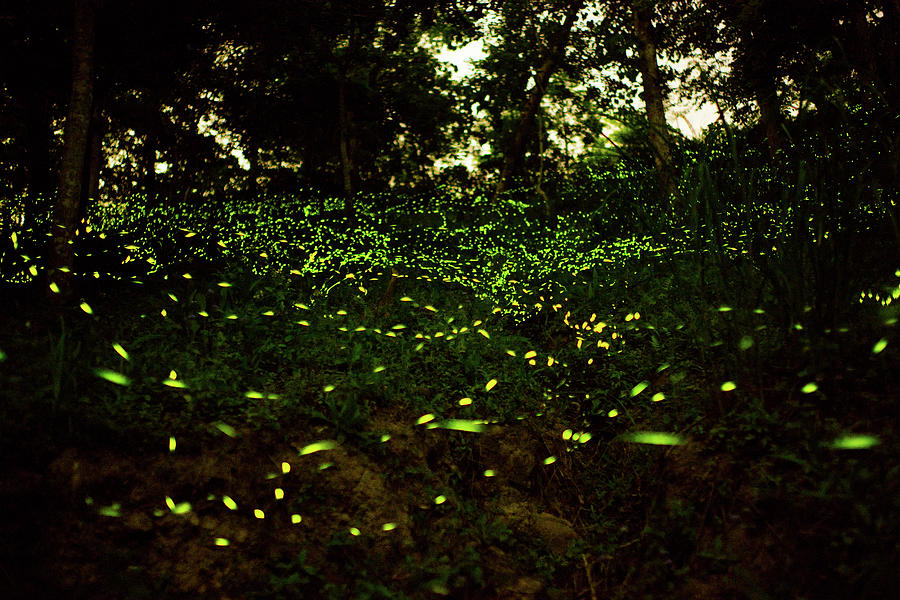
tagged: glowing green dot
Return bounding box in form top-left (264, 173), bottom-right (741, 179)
top-left (830, 435), bottom-right (879, 450)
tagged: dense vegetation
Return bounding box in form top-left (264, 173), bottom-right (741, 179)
top-left (1, 0), bottom-right (898, 598)
top-left (2, 105), bottom-right (898, 598)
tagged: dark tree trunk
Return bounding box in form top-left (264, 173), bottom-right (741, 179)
top-left (337, 78), bottom-right (356, 223)
top-left (757, 86), bottom-right (783, 158)
top-left (46, 0), bottom-right (96, 301)
top-left (493, 0), bottom-right (583, 200)
top-left (631, 0), bottom-right (677, 201)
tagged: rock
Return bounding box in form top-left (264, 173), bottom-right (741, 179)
top-left (533, 512), bottom-right (579, 556)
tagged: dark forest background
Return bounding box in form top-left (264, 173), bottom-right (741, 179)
top-left (0, 0), bottom-right (895, 295)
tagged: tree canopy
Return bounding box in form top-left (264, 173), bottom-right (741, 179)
top-left (0, 0), bottom-right (897, 296)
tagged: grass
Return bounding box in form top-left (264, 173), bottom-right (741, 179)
top-left (0, 111), bottom-right (898, 599)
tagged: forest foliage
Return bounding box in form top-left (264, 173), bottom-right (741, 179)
top-left (0, 1), bottom-right (898, 599)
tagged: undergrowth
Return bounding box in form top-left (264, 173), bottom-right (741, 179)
top-left (0, 105), bottom-right (897, 599)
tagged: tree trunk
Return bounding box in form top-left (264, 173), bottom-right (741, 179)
top-left (631, 0), bottom-right (677, 201)
top-left (757, 86), bottom-right (783, 158)
top-left (337, 78), bottom-right (356, 223)
top-left (535, 113), bottom-right (552, 219)
top-left (46, 0), bottom-right (96, 301)
top-left (493, 0), bottom-right (584, 200)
